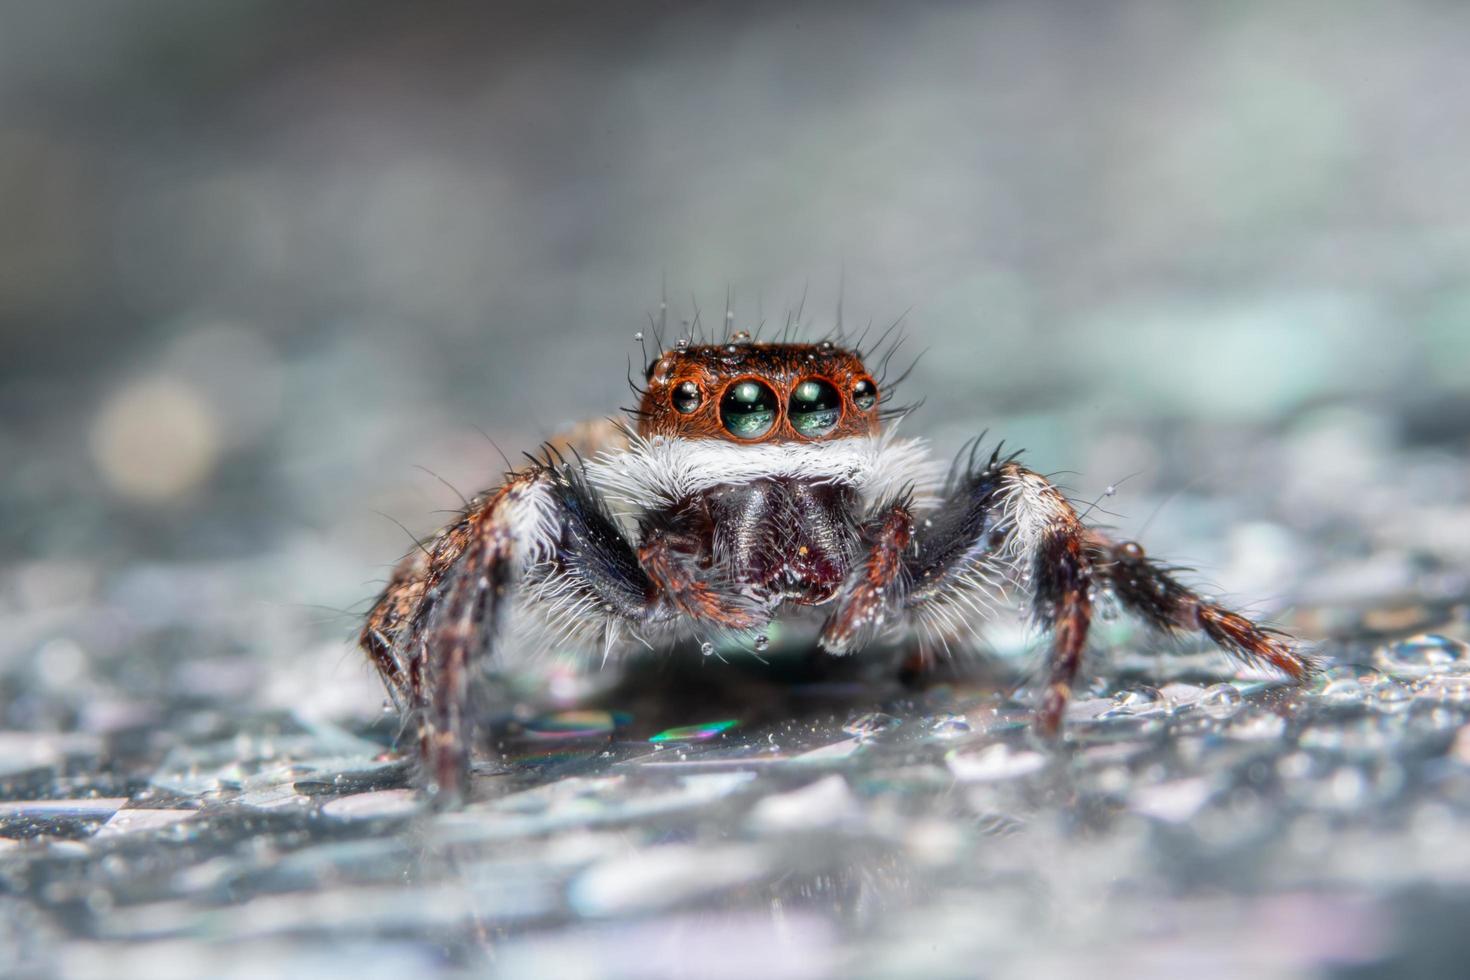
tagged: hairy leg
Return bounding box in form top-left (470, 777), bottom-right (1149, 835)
top-left (361, 458), bottom-right (659, 803)
top-left (819, 497), bottom-right (914, 654)
top-left (1085, 532), bottom-right (1316, 678)
top-left (892, 443), bottom-right (1314, 734)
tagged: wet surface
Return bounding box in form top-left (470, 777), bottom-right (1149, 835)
top-left (6, 546), bottom-right (1470, 978)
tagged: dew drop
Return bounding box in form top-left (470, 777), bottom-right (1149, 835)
top-left (1320, 677), bottom-right (1366, 705)
top-left (675, 337), bottom-right (690, 350)
top-left (753, 634), bottom-right (770, 652)
top-left (699, 641), bottom-right (715, 657)
top-left (634, 331), bottom-right (643, 341)
top-left (1367, 676), bottom-right (1412, 714)
top-left (1375, 634), bottom-right (1469, 676)
top-left (1415, 675), bottom-right (1470, 702)
top-left (842, 711), bottom-right (901, 739)
top-left (1108, 686), bottom-right (1167, 716)
top-left (1198, 683), bottom-right (1243, 719)
top-left (927, 713), bottom-right (972, 739)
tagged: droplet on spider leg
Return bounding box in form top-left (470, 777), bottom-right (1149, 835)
top-left (634, 331), bottom-right (643, 341)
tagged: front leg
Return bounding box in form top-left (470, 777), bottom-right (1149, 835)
top-left (361, 459), bottom-right (661, 804)
top-left (818, 498), bottom-right (914, 654)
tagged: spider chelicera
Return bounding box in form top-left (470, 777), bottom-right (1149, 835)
top-left (361, 329), bottom-right (1315, 802)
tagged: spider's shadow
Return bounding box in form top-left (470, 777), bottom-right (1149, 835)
top-left (578, 639), bottom-right (1014, 739)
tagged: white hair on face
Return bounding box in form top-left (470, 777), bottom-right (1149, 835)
top-left (584, 431), bottom-right (946, 514)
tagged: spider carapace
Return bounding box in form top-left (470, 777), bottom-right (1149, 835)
top-left (361, 335), bottom-right (1315, 801)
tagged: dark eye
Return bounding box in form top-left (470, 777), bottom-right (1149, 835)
top-left (788, 378), bottom-right (842, 438)
top-left (719, 379), bottom-right (777, 439)
top-left (852, 378), bottom-right (878, 411)
top-left (672, 381), bottom-right (703, 414)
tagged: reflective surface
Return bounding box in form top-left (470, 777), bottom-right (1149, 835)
top-left (4, 2), bottom-right (1470, 977)
top-left (5, 477), bottom-right (1470, 977)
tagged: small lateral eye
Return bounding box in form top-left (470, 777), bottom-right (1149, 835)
top-left (852, 378), bottom-right (878, 411)
top-left (672, 381), bottom-right (703, 414)
top-left (788, 378), bottom-right (842, 438)
top-left (719, 379), bottom-right (778, 439)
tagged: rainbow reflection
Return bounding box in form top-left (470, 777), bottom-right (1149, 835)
top-left (523, 710), bottom-right (627, 741)
top-left (648, 719), bottom-right (739, 743)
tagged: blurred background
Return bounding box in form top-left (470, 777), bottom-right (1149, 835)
top-left (5, 2), bottom-right (1470, 975)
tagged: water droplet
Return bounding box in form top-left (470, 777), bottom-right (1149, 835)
top-left (675, 337), bottom-right (690, 350)
top-left (1107, 686), bottom-right (1167, 717)
top-left (1320, 677), bottom-right (1365, 705)
top-left (842, 711), bottom-right (901, 739)
top-left (699, 641), bottom-right (715, 657)
top-left (1198, 683), bottom-right (1243, 719)
top-left (927, 713), bottom-right (972, 739)
top-left (1375, 634), bottom-right (1470, 677)
top-left (753, 634), bottom-right (770, 652)
top-left (1367, 676), bottom-right (1412, 714)
top-left (731, 330), bottom-right (752, 344)
top-left (633, 331), bottom-right (643, 341)
top-left (1415, 675), bottom-right (1470, 702)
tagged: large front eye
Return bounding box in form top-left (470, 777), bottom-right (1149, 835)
top-left (788, 378), bottom-right (842, 438)
top-left (672, 381), bottom-right (703, 414)
top-left (719, 379), bottom-right (777, 439)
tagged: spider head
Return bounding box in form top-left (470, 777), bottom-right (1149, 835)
top-left (638, 342), bottom-right (881, 443)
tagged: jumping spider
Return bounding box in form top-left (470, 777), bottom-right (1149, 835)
top-left (361, 330), bottom-right (1315, 801)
